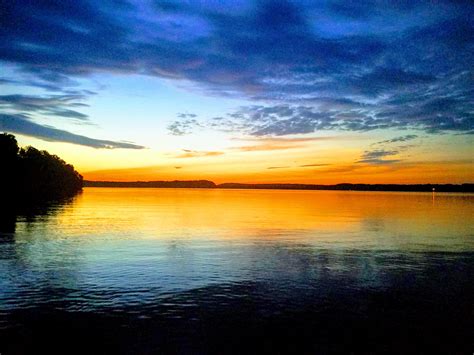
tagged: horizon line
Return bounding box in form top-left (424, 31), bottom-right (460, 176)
top-left (83, 179), bottom-right (474, 185)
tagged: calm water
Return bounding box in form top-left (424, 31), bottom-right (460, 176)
top-left (1, 188), bottom-right (473, 354)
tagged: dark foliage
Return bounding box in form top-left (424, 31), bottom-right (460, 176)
top-left (0, 133), bottom-right (83, 201)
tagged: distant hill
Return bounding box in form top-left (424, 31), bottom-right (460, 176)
top-left (84, 180), bottom-right (217, 188)
top-left (84, 179), bottom-right (474, 192)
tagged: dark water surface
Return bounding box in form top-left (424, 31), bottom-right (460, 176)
top-left (1, 188), bottom-right (473, 354)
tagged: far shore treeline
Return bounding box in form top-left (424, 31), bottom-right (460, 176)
top-left (0, 133), bottom-right (83, 201)
top-left (1, 133), bottom-right (472, 197)
top-left (85, 180), bottom-right (474, 193)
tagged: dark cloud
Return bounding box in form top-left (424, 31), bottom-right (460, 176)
top-left (357, 149), bottom-right (401, 165)
top-left (0, 113), bottom-right (145, 149)
top-left (0, 94), bottom-right (90, 121)
top-left (205, 92), bottom-right (473, 135)
top-left (357, 137), bottom-right (422, 165)
top-left (1, 0), bottom-right (473, 137)
top-left (375, 135), bottom-right (418, 145)
top-left (168, 113), bottom-right (201, 135)
top-left (167, 119), bottom-right (201, 136)
top-left (350, 68), bottom-right (436, 96)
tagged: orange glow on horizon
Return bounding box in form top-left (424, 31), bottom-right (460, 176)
top-left (14, 133), bottom-right (474, 185)
top-left (82, 159), bottom-right (473, 184)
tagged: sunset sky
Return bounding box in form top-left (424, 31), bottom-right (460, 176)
top-left (1, 0), bottom-right (473, 183)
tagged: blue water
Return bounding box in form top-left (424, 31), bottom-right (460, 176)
top-left (0, 188), bottom-right (473, 354)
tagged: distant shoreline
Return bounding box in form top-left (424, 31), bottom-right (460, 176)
top-left (84, 180), bottom-right (474, 193)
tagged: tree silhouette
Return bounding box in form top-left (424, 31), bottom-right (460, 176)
top-left (0, 133), bottom-right (83, 201)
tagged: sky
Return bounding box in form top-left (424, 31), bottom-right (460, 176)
top-left (0, 0), bottom-right (473, 184)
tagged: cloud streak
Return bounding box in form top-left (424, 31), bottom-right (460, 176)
top-left (175, 149), bottom-right (224, 158)
top-left (299, 163), bottom-right (331, 168)
top-left (0, 114), bottom-right (145, 149)
top-left (228, 136), bottom-right (339, 152)
top-left (267, 166), bottom-right (290, 170)
top-left (0, 94), bottom-right (90, 121)
top-left (374, 135), bottom-right (418, 145)
top-left (357, 149), bottom-right (401, 165)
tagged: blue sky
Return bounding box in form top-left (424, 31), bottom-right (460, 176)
top-left (0, 0), bottom-right (473, 182)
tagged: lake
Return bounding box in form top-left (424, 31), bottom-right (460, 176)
top-left (1, 188), bottom-right (473, 354)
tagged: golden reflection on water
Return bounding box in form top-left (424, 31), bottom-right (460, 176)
top-left (3, 188), bottom-right (473, 355)
top-left (14, 187), bottom-right (470, 251)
